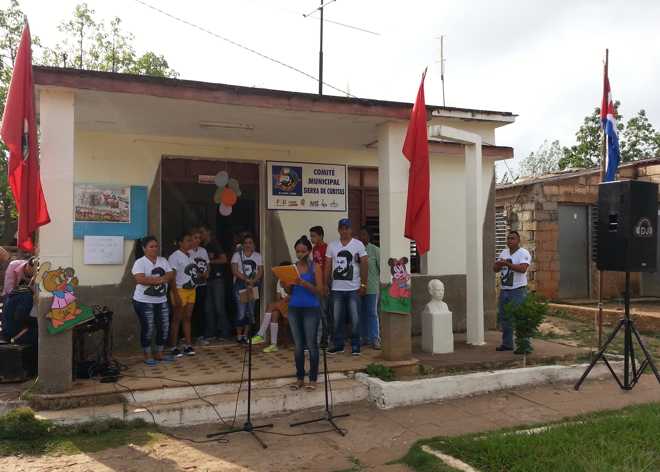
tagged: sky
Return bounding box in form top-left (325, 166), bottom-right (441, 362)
top-left (12, 0), bottom-right (660, 175)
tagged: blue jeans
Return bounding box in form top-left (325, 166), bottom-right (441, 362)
top-left (332, 290), bottom-right (360, 350)
top-left (288, 306), bottom-right (320, 382)
top-left (360, 293), bottom-right (380, 344)
top-left (497, 286), bottom-right (527, 349)
top-left (2, 292), bottom-right (34, 342)
top-left (133, 300), bottom-right (170, 353)
top-left (234, 288), bottom-right (256, 327)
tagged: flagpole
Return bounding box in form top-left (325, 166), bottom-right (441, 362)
top-left (597, 49), bottom-right (608, 348)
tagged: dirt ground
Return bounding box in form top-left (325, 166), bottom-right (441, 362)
top-left (2, 374), bottom-right (659, 472)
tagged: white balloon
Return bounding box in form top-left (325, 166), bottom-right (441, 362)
top-left (219, 203), bottom-right (232, 216)
top-left (228, 178), bottom-right (240, 192)
top-left (214, 171), bottom-right (229, 188)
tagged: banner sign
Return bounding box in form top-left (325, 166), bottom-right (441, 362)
top-left (267, 161), bottom-right (347, 211)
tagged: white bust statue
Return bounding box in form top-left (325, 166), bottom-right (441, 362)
top-left (422, 279), bottom-right (453, 354)
top-left (426, 279), bottom-right (449, 313)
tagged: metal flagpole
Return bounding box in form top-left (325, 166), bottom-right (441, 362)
top-left (597, 48), bottom-right (608, 348)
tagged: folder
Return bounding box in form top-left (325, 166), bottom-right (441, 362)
top-left (271, 264), bottom-right (299, 286)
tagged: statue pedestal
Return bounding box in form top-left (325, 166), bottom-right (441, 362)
top-left (381, 311), bottom-right (412, 361)
top-left (37, 296), bottom-right (73, 393)
top-left (422, 308), bottom-right (454, 354)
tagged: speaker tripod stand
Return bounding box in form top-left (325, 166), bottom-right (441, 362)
top-left (575, 272), bottom-right (660, 391)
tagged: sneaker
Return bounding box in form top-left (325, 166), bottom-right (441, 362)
top-left (171, 347), bottom-right (183, 358)
top-left (351, 347), bottom-right (361, 357)
top-left (263, 344), bottom-right (279, 353)
top-left (371, 341), bottom-right (382, 350)
top-left (327, 347), bottom-right (344, 355)
top-left (238, 337), bottom-right (248, 345)
top-left (197, 337), bottom-right (211, 346)
top-left (184, 346), bottom-right (196, 356)
top-left (251, 335), bottom-right (265, 345)
top-left (496, 345), bottom-right (513, 352)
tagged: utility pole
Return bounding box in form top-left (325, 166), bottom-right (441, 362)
top-left (440, 35), bottom-right (446, 106)
top-left (319, 0), bottom-right (324, 95)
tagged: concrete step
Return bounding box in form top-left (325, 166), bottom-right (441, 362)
top-left (37, 377), bottom-right (368, 427)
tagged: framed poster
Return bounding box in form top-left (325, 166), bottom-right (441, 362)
top-left (83, 236), bottom-right (125, 265)
top-left (267, 161), bottom-right (347, 211)
top-left (74, 184), bottom-right (131, 223)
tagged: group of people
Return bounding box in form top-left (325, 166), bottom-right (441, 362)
top-left (131, 219), bottom-right (381, 390)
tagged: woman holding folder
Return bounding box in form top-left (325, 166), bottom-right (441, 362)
top-left (285, 235), bottom-right (324, 391)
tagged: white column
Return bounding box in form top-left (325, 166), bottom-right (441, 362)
top-left (37, 89), bottom-right (75, 393)
top-left (377, 122), bottom-right (410, 282)
top-left (465, 142), bottom-right (484, 345)
top-left (428, 126), bottom-right (485, 345)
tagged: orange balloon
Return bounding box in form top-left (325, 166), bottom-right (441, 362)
top-left (220, 187), bottom-right (238, 206)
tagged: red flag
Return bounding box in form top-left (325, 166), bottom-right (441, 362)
top-left (1, 22), bottom-right (50, 252)
top-left (402, 69), bottom-right (430, 255)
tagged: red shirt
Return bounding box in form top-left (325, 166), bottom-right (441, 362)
top-left (312, 242), bottom-right (327, 271)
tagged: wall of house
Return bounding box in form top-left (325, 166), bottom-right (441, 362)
top-left (67, 122), bottom-right (501, 351)
top-left (496, 163), bottom-right (660, 300)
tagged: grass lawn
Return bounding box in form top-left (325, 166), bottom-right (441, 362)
top-left (0, 408), bottom-right (163, 457)
top-left (398, 402), bottom-right (660, 472)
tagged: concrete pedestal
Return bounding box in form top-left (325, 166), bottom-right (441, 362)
top-left (381, 311), bottom-right (412, 361)
top-left (37, 296), bottom-right (73, 393)
top-left (422, 308), bottom-right (454, 354)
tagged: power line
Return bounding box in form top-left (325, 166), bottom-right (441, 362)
top-left (132, 0), bottom-right (355, 97)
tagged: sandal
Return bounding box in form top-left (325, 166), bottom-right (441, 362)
top-left (144, 358), bottom-right (158, 366)
top-left (304, 383), bottom-right (317, 391)
top-left (289, 381), bottom-right (304, 391)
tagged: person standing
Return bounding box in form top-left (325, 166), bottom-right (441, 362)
top-left (325, 218), bottom-right (368, 356)
top-left (287, 236), bottom-right (323, 391)
top-left (132, 236), bottom-right (174, 365)
top-left (200, 225), bottom-right (231, 342)
top-left (190, 228), bottom-right (210, 345)
top-left (358, 226), bottom-right (381, 350)
top-left (493, 231), bottom-right (531, 353)
top-left (168, 232), bottom-right (200, 357)
top-left (231, 234), bottom-right (263, 344)
top-left (310, 225), bottom-right (329, 344)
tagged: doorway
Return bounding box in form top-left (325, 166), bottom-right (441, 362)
top-left (558, 204), bottom-right (590, 299)
top-left (160, 158), bottom-right (260, 258)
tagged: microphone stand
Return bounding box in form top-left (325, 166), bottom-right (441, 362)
top-left (290, 300), bottom-right (349, 435)
top-left (207, 245), bottom-right (273, 448)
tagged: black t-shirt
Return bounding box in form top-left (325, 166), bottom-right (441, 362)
top-left (205, 240), bottom-right (226, 280)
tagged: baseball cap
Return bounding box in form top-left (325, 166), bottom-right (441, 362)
top-left (338, 218), bottom-right (351, 228)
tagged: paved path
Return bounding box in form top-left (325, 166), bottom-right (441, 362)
top-left (2, 375), bottom-right (659, 472)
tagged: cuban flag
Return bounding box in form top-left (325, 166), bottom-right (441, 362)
top-left (601, 60), bottom-right (620, 182)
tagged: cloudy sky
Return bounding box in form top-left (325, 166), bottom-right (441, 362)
top-left (13, 0), bottom-right (660, 173)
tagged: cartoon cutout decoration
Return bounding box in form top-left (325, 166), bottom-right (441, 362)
top-left (39, 262), bottom-right (95, 334)
top-left (213, 171), bottom-right (242, 216)
top-left (388, 257), bottom-right (411, 298)
top-left (380, 256), bottom-right (412, 315)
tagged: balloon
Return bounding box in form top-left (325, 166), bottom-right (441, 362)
top-left (228, 178), bottom-right (241, 193)
top-left (219, 203), bottom-right (232, 216)
top-left (220, 187), bottom-right (238, 206)
top-left (213, 188), bottom-right (223, 204)
top-left (214, 171), bottom-right (229, 188)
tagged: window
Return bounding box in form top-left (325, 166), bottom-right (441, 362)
top-left (495, 206), bottom-right (508, 256)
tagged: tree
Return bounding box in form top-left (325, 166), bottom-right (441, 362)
top-left (40, 3), bottom-right (177, 78)
top-left (620, 110), bottom-right (660, 162)
top-left (558, 103), bottom-right (623, 170)
top-left (519, 139), bottom-right (562, 177)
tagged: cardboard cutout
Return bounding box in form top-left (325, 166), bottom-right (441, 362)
top-left (380, 257), bottom-right (412, 314)
top-left (39, 262), bottom-right (94, 334)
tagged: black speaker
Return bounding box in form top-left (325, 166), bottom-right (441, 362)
top-left (597, 180), bottom-right (658, 272)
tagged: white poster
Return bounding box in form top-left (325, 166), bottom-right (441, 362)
top-left (267, 161), bottom-right (347, 211)
top-left (84, 236), bottom-right (125, 265)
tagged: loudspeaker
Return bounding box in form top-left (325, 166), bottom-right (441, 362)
top-left (597, 180), bottom-right (658, 272)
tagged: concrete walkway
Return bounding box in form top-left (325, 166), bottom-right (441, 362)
top-left (2, 375), bottom-right (659, 472)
